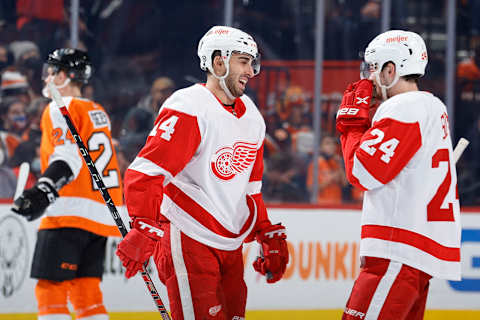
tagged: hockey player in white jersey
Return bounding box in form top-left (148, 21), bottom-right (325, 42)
top-left (337, 30), bottom-right (461, 320)
top-left (116, 26), bottom-right (289, 319)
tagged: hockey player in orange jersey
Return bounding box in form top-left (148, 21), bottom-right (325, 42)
top-left (337, 30), bottom-right (461, 320)
top-left (12, 48), bottom-right (123, 320)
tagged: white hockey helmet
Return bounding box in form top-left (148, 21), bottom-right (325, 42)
top-left (197, 26), bottom-right (260, 76)
top-left (363, 30), bottom-right (428, 99)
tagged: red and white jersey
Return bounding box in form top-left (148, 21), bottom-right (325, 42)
top-left (126, 84), bottom-right (266, 250)
top-left (341, 91), bottom-right (461, 280)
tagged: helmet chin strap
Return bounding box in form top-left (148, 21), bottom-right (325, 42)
top-left (219, 78), bottom-right (235, 101)
top-left (209, 56), bottom-right (236, 101)
top-left (375, 72), bottom-right (399, 101)
top-left (42, 77), bottom-right (70, 98)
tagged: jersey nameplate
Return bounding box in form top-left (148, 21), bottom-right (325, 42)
top-left (88, 110), bottom-right (109, 129)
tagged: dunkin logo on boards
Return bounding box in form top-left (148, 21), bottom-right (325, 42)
top-left (243, 241), bottom-right (360, 281)
top-left (386, 35), bottom-right (408, 43)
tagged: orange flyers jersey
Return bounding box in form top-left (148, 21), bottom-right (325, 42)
top-left (39, 96), bottom-right (123, 237)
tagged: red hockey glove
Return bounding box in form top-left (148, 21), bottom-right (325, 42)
top-left (116, 218), bottom-right (164, 278)
top-left (253, 223), bottom-right (289, 283)
top-left (336, 79), bottom-right (373, 134)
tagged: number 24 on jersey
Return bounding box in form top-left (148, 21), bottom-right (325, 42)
top-left (149, 115), bottom-right (179, 141)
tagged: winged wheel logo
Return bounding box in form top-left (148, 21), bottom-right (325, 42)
top-left (210, 142), bottom-right (257, 180)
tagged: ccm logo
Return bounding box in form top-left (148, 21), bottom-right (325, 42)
top-left (337, 108), bottom-right (360, 116)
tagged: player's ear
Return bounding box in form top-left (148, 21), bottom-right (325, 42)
top-left (387, 62), bottom-right (396, 76)
top-left (212, 55), bottom-right (226, 77)
top-left (56, 70), bottom-right (68, 82)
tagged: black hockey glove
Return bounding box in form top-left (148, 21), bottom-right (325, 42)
top-left (12, 178), bottom-right (58, 221)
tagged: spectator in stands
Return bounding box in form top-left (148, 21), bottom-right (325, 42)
top-left (15, 1), bottom-right (67, 57)
top-left (1, 70), bottom-right (31, 104)
top-left (1, 97), bottom-right (27, 135)
top-left (0, 164), bottom-right (16, 198)
top-left (275, 85), bottom-right (308, 122)
top-left (10, 40), bottom-right (43, 97)
top-left (113, 140), bottom-right (130, 183)
top-left (456, 42), bottom-right (480, 141)
top-left (457, 43), bottom-right (480, 81)
top-left (263, 127), bottom-right (308, 202)
top-left (118, 76), bottom-right (175, 161)
top-left (8, 139), bottom-right (39, 188)
top-left (307, 135), bottom-right (347, 204)
top-left (22, 96), bottom-right (49, 143)
top-left (119, 107), bottom-right (154, 162)
top-left (0, 43), bottom-right (14, 72)
top-left (0, 97), bottom-right (27, 163)
top-left (135, 76), bottom-right (175, 119)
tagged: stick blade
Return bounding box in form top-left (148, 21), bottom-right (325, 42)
top-left (453, 137), bottom-right (469, 164)
top-left (14, 162), bottom-right (30, 200)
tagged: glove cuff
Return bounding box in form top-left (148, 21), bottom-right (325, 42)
top-left (131, 218), bottom-right (164, 241)
top-left (36, 178), bottom-right (59, 204)
top-left (256, 223), bottom-right (287, 243)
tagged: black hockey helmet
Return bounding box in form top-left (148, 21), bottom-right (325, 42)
top-left (43, 48), bottom-right (92, 84)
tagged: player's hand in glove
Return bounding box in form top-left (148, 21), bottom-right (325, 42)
top-left (336, 79), bottom-right (373, 134)
top-left (12, 178), bottom-right (58, 221)
top-left (253, 222), bottom-right (289, 283)
top-left (116, 218), bottom-right (164, 278)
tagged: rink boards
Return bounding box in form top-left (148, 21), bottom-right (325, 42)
top-left (0, 204), bottom-right (479, 319)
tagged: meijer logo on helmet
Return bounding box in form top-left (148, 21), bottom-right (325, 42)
top-left (386, 35), bottom-right (408, 43)
top-left (214, 29), bottom-right (230, 35)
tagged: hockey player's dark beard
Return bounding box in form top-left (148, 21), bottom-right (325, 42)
top-left (225, 75), bottom-right (244, 98)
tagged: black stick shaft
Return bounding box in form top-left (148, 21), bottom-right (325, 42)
top-left (49, 83), bottom-right (170, 319)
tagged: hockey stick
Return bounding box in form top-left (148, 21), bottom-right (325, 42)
top-left (47, 82), bottom-right (171, 320)
top-left (453, 137), bottom-right (469, 165)
top-left (14, 162), bottom-right (30, 200)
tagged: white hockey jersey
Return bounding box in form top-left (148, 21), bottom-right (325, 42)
top-left (341, 91), bottom-right (461, 280)
top-left (125, 84), bottom-right (266, 250)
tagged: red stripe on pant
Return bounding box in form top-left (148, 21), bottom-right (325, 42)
top-left (153, 222), bottom-right (247, 320)
top-left (343, 257), bottom-right (432, 320)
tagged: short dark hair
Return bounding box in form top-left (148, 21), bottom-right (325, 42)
top-left (401, 74), bottom-right (421, 83)
top-left (206, 50), bottom-right (222, 75)
top-left (382, 61), bottom-right (420, 83)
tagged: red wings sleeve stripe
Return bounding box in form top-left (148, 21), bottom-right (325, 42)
top-left (128, 156), bottom-right (173, 179)
top-left (138, 108), bottom-right (201, 177)
top-left (353, 118), bottom-right (421, 188)
top-left (352, 155), bottom-right (382, 190)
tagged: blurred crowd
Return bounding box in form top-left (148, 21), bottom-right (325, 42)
top-left (1, 0), bottom-right (480, 205)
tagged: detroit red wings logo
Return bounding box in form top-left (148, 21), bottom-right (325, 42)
top-left (211, 142), bottom-right (257, 180)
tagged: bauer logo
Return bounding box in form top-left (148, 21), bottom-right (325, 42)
top-left (448, 229), bottom-right (480, 292)
top-left (0, 214), bottom-right (29, 298)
